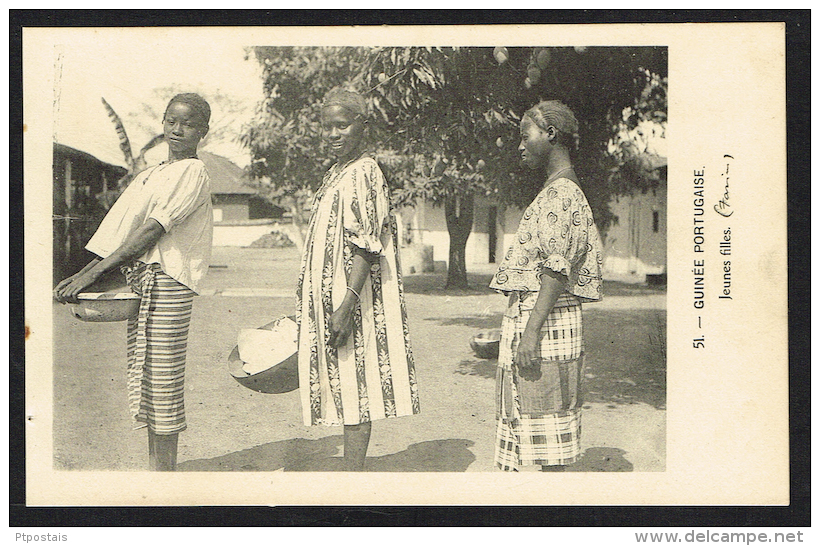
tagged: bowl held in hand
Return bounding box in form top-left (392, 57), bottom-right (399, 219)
top-left (68, 269), bottom-right (139, 322)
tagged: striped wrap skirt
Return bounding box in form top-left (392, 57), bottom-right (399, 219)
top-left (494, 291), bottom-right (585, 471)
top-left (124, 262), bottom-right (194, 435)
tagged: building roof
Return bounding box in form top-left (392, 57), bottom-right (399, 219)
top-left (53, 143), bottom-right (129, 177)
top-left (199, 151), bottom-right (256, 195)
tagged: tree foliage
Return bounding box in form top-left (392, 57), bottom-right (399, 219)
top-left (359, 47), bottom-right (534, 286)
top-left (361, 47), bottom-right (521, 205)
top-left (606, 69), bottom-right (668, 195)
top-left (360, 46), bottom-right (667, 215)
top-left (359, 45), bottom-right (667, 285)
top-left (241, 45), bottom-right (668, 283)
top-left (239, 47), bottom-right (368, 246)
top-left (240, 47), bottom-right (365, 192)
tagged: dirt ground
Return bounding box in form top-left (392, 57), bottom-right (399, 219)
top-left (52, 246), bottom-right (666, 473)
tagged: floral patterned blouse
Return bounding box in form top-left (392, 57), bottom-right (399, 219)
top-left (489, 177), bottom-right (603, 301)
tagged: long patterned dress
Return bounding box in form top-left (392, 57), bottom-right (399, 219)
top-left (489, 177), bottom-right (603, 470)
top-left (296, 155), bottom-right (420, 427)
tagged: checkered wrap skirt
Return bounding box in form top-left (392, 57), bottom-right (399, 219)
top-left (124, 262), bottom-right (195, 435)
top-left (494, 291), bottom-right (584, 471)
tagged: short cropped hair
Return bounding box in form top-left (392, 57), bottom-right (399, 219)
top-left (165, 93), bottom-right (211, 127)
top-left (523, 100), bottom-right (579, 149)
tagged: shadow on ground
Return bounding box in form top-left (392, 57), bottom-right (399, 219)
top-left (568, 447), bottom-right (633, 472)
top-left (455, 358), bottom-right (497, 380)
top-left (429, 315), bottom-right (503, 330)
top-left (177, 438), bottom-right (630, 472)
top-left (178, 437), bottom-right (476, 472)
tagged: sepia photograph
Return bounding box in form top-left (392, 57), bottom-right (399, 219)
top-left (49, 41), bottom-right (667, 475)
top-left (20, 20), bottom-right (791, 508)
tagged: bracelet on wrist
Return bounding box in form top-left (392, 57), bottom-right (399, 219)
top-left (346, 285), bottom-right (360, 300)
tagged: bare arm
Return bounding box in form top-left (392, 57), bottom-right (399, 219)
top-left (54, 219), bottom-right (165, 303)
top-left (54, 258), bottom-right (102, 292)
top-left (514, 269), bottom-right (565, 369)
top-left (328, 246), bottom-right (378, 348)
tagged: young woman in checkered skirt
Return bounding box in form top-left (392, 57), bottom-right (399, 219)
top-left (489, 101), bottom-right (603, 471)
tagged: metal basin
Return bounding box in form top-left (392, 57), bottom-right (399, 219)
top-left (470, 330), bottom-right (502, 359)
top-left (67, 269), bottom-right (139, 322)
top-left (228, 317), bottom-right (299, 394)
top-left (70, 292), bottom-right (140, 322)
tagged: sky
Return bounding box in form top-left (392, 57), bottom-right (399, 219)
top-left (52, 36), bottom-right (265, 168)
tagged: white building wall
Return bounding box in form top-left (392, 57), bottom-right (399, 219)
top-left (602, 182), bottom-right (667, 281)
top-left (397, 184), bottom-right (667, 283)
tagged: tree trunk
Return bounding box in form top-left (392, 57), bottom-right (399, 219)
top-left (444, 192), bottom-right (474, 289)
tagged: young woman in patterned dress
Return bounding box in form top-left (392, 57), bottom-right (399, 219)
top-left (295, 88), bottom-right (420, 471)
top-left (489, 100), bottom-right (603, 472)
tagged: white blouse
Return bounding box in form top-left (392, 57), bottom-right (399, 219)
top-left (86, 158), bottom-right (213, 293)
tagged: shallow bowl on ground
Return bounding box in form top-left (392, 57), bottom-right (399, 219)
top-left (228, 316), bottom-right (299, 394)
top-left (470, 330), bottom-right (502, 359)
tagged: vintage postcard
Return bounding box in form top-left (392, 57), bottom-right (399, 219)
top-left (23, 22), bottom-right (787, 506)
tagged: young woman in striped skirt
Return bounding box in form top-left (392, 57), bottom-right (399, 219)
top-left (489, 100), bottom-right (603, 472)
top-left (54, 93), bottom-right (213, 471)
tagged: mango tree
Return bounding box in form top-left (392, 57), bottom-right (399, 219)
top-left (361, 47), bottom-right (528, 288)
top-left (361, 46), bottom-right (667, 288)
top-left (242, 46), bottom-right (667, 286)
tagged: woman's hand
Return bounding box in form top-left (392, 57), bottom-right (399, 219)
top-left (515, 329), bottom-right (541, 370)
top-left (54, 269), bottom-right (101, 304)
top-left (327, 247), bottom-right (373, 348)
top-left (54, 220), bottom-right (164, 304)
top-left (328, 302), bottom-right (356, 348)
top-left (53, 274), bottom-right (79, 301)
top-left (514, 272), bottom-right (565, 373)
